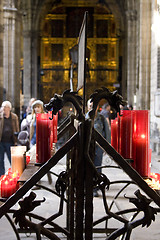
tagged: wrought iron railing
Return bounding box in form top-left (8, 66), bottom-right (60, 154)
top-left (0, 88), bottom-right (160, 240)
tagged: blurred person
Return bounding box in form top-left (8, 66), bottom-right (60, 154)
top-left (123, 105), bottom-right (129, 110)
top-left (100, 102), bottom-right (111, 130)
top-left (0, 101), bottom-right (19, 176)
top-left (21, 105), bottom-right (27, 121)
top-left (86, 99), bottom-right (111, 197)
top-left (26, 98), bottom-right (36, 116)
top-left (21, 98), bottom-right (36, 122)
top-left (20, 98), bottom-right (36, 133)
top-left (18, 99), bottom-right (37, 150)
top-left (128, 104), bottom-right (133, 110)
top-left (29, 100), bottom-right (44, 148)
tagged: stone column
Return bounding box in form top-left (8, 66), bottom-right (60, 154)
top-left (3, 1), bottom-right (21, 116)
top-left (138, 0), bottom-right (151, 110)
top-left (23, 29), bottom-right (33, 107)
top-left (22, 4), bottom-right (39, 107)
top-left (0, 0), bottom-right (3, 103)
top-left (125, 2), bottom-right (138, 107)
top-left (23, 29), bottom-right (38, 106)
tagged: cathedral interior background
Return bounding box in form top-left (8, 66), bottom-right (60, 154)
top-left (37, 3), bottom-right (119, 103)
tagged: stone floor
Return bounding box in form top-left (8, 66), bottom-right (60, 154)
top-left (0, 152), bottom-right (160, 239)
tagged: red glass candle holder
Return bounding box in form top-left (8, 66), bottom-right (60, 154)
top-left (1, 179), bottom-right (13, 198)
top-left (117, 112), bottom-right (121, 153)
top-left (48, 112), bottom-right (54, 151)
top-left (49, 112), bottom-right (58, 148)
top-left (53, 113), bottom-right (58, 143)
top-left (132, 110), bottom-right (150, 177)
top-left (119, 110), bottom-right (133, 159)
top-left (148, 148), bottom-right (152, 177)
top-left (111, 118), bottom-right (118, 151)
top-left (36, 113), bottom-right (51, 164)
top-left (0, 173), bottom-right (19, 198)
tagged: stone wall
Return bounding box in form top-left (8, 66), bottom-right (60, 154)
top-left (3, 0), bottom-right (21, 116)
top-left (0, 0), bottom-right (4, 103)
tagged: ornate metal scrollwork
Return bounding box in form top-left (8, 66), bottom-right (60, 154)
top-left (1, 87), bottom-right (160, 240)
top-left (44, 89), bottom-right (84, 121)
top-left (126, 189), bottom-right (157, 228)
top-left (89, 87), bottom-right (127, 119)
top-left (13, 171), bottom-right (69, 240)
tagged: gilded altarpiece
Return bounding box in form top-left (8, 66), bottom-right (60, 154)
top-left (40, 5), bottom-right (118, 103)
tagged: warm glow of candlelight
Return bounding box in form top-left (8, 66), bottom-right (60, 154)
top-left (141, 134), bottom-right (145, 139)
top-left (145, 178), bottom-right (160, 190)
top-left (12, 172), bottom-right (18, 178)
top-left (4, 180), bottom-right (8, 185)
top-left (0, 170), bottom-right (20, 198)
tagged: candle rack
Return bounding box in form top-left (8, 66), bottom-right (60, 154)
top-left (0, 88), bottom-right (160, 239)
top-left (111, 110), bottom-right (151, 177)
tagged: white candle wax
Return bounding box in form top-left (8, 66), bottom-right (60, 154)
top-left (11, 146), bottom-right (26, 176)
top-left (11, 154), bottom-right (25, 176)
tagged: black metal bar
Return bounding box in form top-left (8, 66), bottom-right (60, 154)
top-left (67, 147), bottom-right (76, 240)
top-left (75, 123), bottom-right (85, 240)
top-left (66, 119), bottom-right (77, 240)
top-left (84, 118), bottom-right (94, 240)
top-left (83, 11), bottom-right (88, 114)
top-left (57, 113), bottom-right (74, 134)
top-left (58, 117), bottom-right (76, 140)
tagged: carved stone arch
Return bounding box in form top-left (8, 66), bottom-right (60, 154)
top-left (21, 0), bottom-right (127, 105)
top-left (105, 0), bottom-right (126, 33)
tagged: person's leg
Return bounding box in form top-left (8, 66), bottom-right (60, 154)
top-left (0, 142), bottom-right (5, 176)
top-left (5, 142), bottom-right (13, 164)
top-left (94, 144), bottom-right (103, 173)
top-left (94, 144), bottom-right (103, 197)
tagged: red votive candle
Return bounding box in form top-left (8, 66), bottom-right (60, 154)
top-left (53, 113), bottom-right (58, 143)
top-left (119, 110), bottom-right (133, 159)
top-left (111, 118), bottom-right (118, 151)
top-left (1, 179), bottom-right (12, 198)
top-left (117, 112), bottom-right (121, 153)
top-left (36, 113), bottom-right (51, 164)
top-left (148, 148), bottom-right (152, 177)
top-left (11, 172), bottom-right (20, 191)
top-left (48, 112), bottom-right (53, 151)
top-left (1, 176), bottom-right (17, 198)
top-left (133, 110), bottom-right (150, 177)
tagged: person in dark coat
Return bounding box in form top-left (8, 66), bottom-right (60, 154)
top-left (0, 101), bottom-right (19, 176)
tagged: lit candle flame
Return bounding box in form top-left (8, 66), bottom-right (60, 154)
top-left (4, 180), bottom-right (9, 185)
top-left (141, 134), bottom-right (145, 139)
